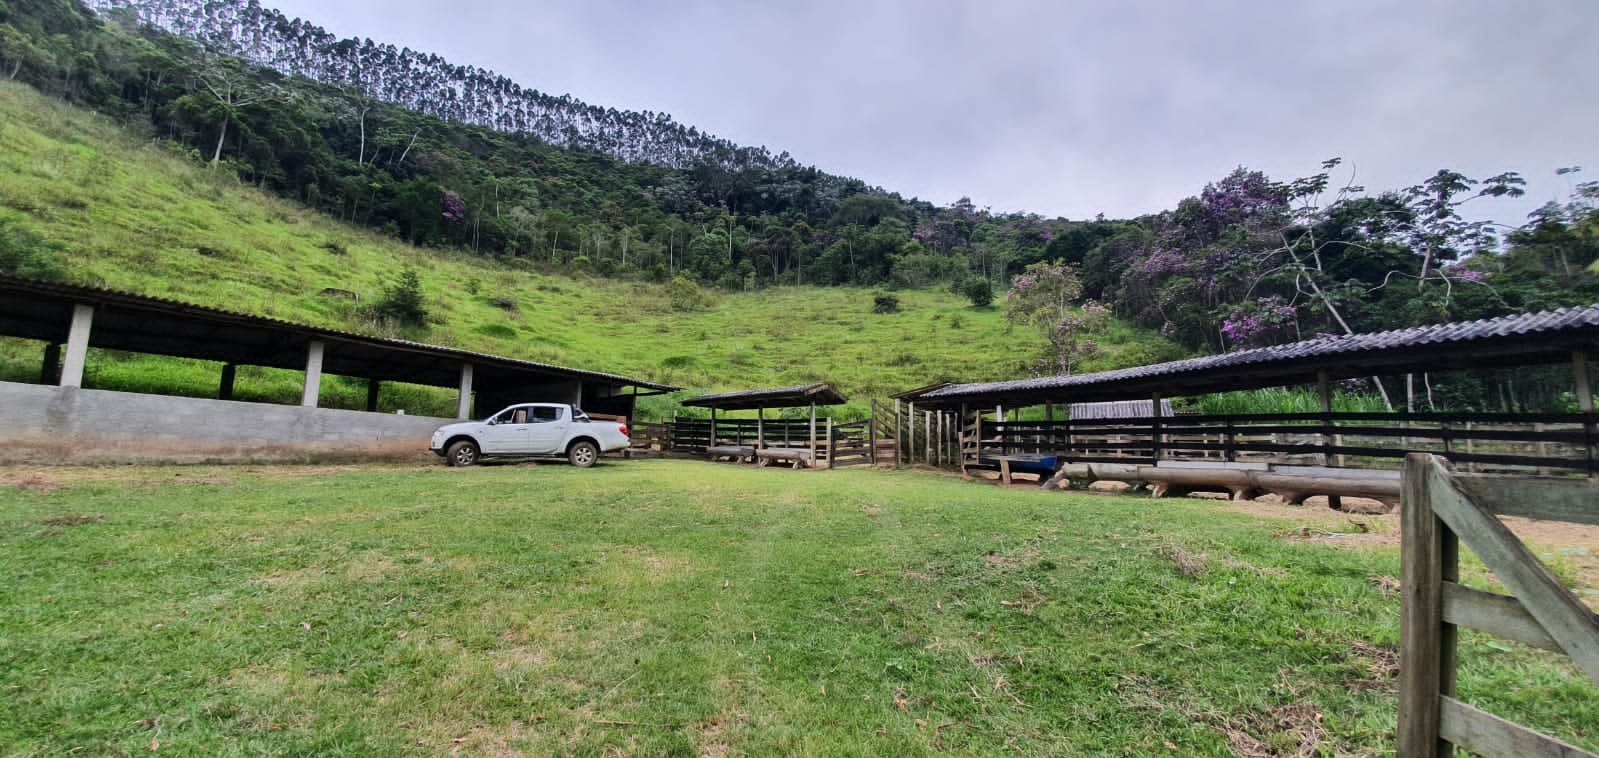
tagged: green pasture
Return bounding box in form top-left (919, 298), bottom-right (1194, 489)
top-left (2, 461), bottom-right (1593, 756)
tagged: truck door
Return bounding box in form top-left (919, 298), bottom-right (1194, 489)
top-left (479, 405), bottom-right (535, 454)
top-left (526, 405), bottom-right (569, 453)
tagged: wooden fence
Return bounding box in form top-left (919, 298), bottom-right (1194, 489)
top-left (827, 420), bottom-right (873, 468)
top-left (982, 412), bottom-right (1598, 474)
top-left (627, 421), bottom-right (672, 455)
top-left (1399, 453), bottom-right (1599, 756)
top-left (669, 418), bottom-right (819, 455)
top-left (665, 417), bottom-right (872, 468)
top-left (889, 402), bottom-right (962, 468)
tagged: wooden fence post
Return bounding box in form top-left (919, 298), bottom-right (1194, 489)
top-left (1150, 392), bottom-right (1164, 464)
top-left (827, 418), bottom-right (835, 469)
top-left (868, 399), bottom-right (877, 466)
top-left (1400, 452), bottom-right (1456, 758)
top-left (894, 399), bottom-right (903, 467)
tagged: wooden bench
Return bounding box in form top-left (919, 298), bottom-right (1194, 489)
top-left (756, 447), bottom-right (815, 469)
top-left (994, 454), bottom-right (1059, 485)
top-left (706, 445), bottom-right (755, 463)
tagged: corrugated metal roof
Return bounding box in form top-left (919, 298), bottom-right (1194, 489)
top-left (681, 383), bottom-right (848, 410)
top-left (917, 305), bottom-right (1599, 407)
top-left (0, 273), bottom-right (678, 392)
top-left (1069, 400), bottom-right (1175, 420)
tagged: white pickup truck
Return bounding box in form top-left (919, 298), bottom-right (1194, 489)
top-left (429, 403), bottom-right (630, 467)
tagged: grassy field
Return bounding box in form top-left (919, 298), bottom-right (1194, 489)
top-left (0, 80), bottom-right (1183, 420)
top-left (2, 460), bottom-right (1594, 756)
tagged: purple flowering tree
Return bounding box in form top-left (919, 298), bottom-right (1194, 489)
top-left (1005, 261), bottom-right (1111, 374)
top-left (1219, 296), bottom-right (1298, 350)
top-left (441, 192), bottom-right (468, 224)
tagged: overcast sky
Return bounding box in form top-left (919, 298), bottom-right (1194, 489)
top-left (263, 0), bottom-right (1596, 224)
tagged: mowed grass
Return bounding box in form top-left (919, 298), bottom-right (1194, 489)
top-left (2, 461), bottom-right (1594, 756)
top-left (0, 80), bottom-right (1184, 419)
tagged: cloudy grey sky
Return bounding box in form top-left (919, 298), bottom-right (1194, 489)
top-left (265, 0), bottom-right (1595, 223)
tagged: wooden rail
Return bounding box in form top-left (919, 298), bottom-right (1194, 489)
top-left (1399, 453), bottom-right (1599, 757)
top-left (983, 412), bottom-right (1598, 474)
top-left (667, 418), bottom-right (872, 469)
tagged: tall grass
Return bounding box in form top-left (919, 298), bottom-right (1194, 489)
top-left (1194, 387), bottom-right (1391, 415)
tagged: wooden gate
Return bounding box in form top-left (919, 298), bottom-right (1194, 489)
top-left (1399, 453), bottom-right (1599, 756)
top-left (827, 420), bottom-right (872, 468)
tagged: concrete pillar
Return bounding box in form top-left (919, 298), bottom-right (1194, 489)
top-left (40, 342), bottom-right (61, 385)
top-left (220, 363), bottom-right (237, 400)
top-left (366, 378), bottom-right (381, 412)
top-left (59, 304), bottom-right (94, 388)
top-left (301, 340), bottom-right (325, 407)
top-left (456, 362), bottom-right (474, 420)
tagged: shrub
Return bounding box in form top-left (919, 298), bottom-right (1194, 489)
top-left (0, 217), bottom-right (65, 280)
top-left (961, 277), bottom-right (995, 308)
top-left (374, 267), bottom-right (428, 328)
top-left (668, 275), bottom-right (712, 311)
top-left (872, 293), bottom-right (900, 314)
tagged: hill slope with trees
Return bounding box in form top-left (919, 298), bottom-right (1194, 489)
top-left (2, 0), bottom-right (1597, 413)
top-left (0, 78), bottom-right (1184, 418)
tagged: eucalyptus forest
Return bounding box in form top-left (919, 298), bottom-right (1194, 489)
top-left (2, 0), bottom-right (1597, 391)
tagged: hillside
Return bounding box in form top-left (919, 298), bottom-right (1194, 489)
top-left (0, 80), bottom-right (1184, 419)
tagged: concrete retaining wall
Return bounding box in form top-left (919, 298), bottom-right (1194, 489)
top-left (0, 381), bottom-right (452, 464)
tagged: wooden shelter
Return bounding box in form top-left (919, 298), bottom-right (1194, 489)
top-left (0, 273), bottom-right (677, 421)
top-left (891, 306), bottom-right (1599, 497)
top-left (677, 383), bottom-right (850, 467)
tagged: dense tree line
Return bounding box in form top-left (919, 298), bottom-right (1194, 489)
top-left (2, 0), bottom-right (1595, 396)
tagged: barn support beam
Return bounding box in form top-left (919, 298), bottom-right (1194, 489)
top-left (39, 342), bottom-right (60, 385)
top-left (366, 378), bottom-right (381, 412)
top-left (59, 304), bottom-right (94, 388)
top-left (1319, 370), bottom-right (1343, 510)
top-left (301, 340), bottom-right (325, 407)
top-left (1150, 391), bottom-right (1163, 463)
top-left (456, 362), bottom-right (474, 419)
top-left (1575, 351), bottom-right (1593, 412)
top-left (809, 403), bottom-right (818, 452)
top-left (220, 363), bottom-right (237, 401)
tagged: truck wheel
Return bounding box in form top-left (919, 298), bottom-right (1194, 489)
top-left (446, 440), bottom-right (479, 467)
top-left (568, 440), bottom-right (599, 468)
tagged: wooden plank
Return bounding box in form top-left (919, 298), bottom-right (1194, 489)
top-left (1427, 459), bottom-right (1599, 685)
top-left (1155, 460), bottom-right (1270, 470)
top-left (1400, 453), bottom-right (1449, 758)
top-left (1440, 697), bottom-right (1598, 758)
top-left (1443, 582), bottom-right (1566, 654)
top-left (1272, 465), bottom-right (1400, 480)
top-left (1455, 475), bottom-right (1599, 527)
